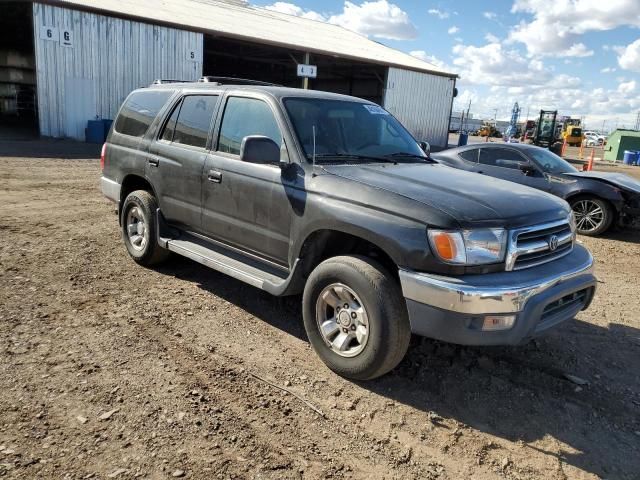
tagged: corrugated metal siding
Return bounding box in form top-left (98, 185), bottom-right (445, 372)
top-left (33, 2), bottom-right (203, 139)
top-left (383, 68), bottom-right (455, 149)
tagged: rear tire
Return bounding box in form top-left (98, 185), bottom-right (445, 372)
top-left (570, 196), bottom-right (614, 236)
top-left (302, 255), bottom-right (411, 380)
top-left (121, 190), bottom-right (169, 266)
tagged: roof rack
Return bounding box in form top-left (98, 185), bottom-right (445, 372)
top-left (198, 76), bottom-right (280, 86)
top-left (150, 79), bottom-right (192, 85)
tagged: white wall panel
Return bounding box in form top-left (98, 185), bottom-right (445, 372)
top-left (383, 68), bottom-right (455, 149)
top-left (33, 2), bottom-right (203, 139)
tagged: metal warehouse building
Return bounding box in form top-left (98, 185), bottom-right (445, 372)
top-left (2, 0), bottom-right (457, 147)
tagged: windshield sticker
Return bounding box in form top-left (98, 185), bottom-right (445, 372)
top-left (363, 105), bottom-right (389, 115)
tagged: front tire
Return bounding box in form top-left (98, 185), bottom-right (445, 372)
top-left (121, 190), bottom-right (169, 266)
top-left (302, 255), bottom-right (411, 380)
top-left (570, 196), bottom-right (614, 236)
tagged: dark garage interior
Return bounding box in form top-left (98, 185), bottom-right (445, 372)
top-left (203, 35), bottom-right (387, 105)
top-left (0, 2), bottom-right (38, 139)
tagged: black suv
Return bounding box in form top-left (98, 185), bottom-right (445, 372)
top-left (101, 80), bottom-right (596, 380)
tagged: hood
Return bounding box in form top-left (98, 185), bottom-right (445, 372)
top-left (322, 163), bottom-right (570, 228)
top-left (564, 171), bottom-right (640, 194)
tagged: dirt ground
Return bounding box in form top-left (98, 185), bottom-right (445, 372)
top-left (0, 145), bottom-right (639, 480)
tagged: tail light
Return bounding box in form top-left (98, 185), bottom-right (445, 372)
top-left (100, 143), bottom-right (106, 171)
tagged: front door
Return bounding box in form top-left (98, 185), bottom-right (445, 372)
top-left (202, 95), bottom-right (296, 266)
top-left (147, 94), bottom-right (220, 231)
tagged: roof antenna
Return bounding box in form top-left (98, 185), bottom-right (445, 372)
top-left (312, 125), bottom-right (317, 176)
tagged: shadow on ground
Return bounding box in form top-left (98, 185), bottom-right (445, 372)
top-left (155, 254), bottom-right (640, 480)
top-left (0, 139), bottom-right (101, 159)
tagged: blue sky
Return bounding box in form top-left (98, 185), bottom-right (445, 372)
top-left (251, 0), bottom-right (640, 132)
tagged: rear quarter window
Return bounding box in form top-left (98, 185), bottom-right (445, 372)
top-left (114, 90), bottom-right (173, 138)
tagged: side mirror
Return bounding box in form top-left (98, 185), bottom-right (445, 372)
top-left (520, 163), bottom-right (536, 176)
top-left (419, 141), bottom-right (431, 154)
top-left (240, 135), bottom-right (281, 165)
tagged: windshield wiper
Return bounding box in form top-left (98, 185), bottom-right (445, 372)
top-left (310, 153), bottom-right (398, 164)
top-left (386, 152), bottom-right (434, 162)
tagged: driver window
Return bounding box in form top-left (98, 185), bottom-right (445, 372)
top-left (218, 97), bottom-right (283, 156)
top-left (479, 148), bottom-right (526, 170)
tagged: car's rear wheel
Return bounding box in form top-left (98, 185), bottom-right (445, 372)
top-left (121, 190), bottom-right (169, 265)
top-left (570, 196), bottom-right (614, 236)
top-left (302, 255), bottom-right (411, 380)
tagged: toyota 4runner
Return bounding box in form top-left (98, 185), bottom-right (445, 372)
top-left (101, 79), bottom-right (596, 380)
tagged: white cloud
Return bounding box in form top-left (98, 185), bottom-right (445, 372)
top-left (452, 42), bottom-right (558, 87)
top-left (617, 39), bottom-right (640, 72)
top-left (427, 8), bottom-right (449, 19)
top-left (328, 1), bottom-right (418, 40)
top-left (447, 26), bottom-right (459, 35)
top-left (484, 33), bottom-right (499, 43)
top-left (600, 67), bottom-right (616, 73)
top-left (618, 80), bottom-right (636, 94)
top-left (264, 2), bottom-right (325, 21)
top-left (262, 1), bottom-right (417, 40)
top-left (508, 0), bottom-right (640, 57)
top-left (409, 50), bottom-right (450, 70)
top-left (483, 11), bottom-right (497, 20)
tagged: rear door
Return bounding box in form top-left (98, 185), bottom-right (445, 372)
top-left (147, 94), bottom-right (220, 231)
top-left (475, 147), bottom-right (552, 192)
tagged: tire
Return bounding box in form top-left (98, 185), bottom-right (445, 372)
top-left (121, 190), bottom-right (169, 266)
top-left (570, 196), bottom-right (614, 236)
top-left (302, 255), bottom-right (411, 380)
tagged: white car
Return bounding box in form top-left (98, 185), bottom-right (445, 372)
top-left (584, 133), bottom-right (605, 146)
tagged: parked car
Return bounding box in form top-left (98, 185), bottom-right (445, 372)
top-left (101, 80), bottom-right (596, 380)
top-left (583, 133), bottom-right (605, 147)
top-left (432, 143), bottom-right (640, 235)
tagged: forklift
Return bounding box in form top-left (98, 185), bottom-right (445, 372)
top-left (532, 110), bottom-right (563, 154)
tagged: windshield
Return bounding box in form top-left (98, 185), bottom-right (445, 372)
top-left (283, 98), bottom-right (425, 162)
top-left (529, 148), bottom-right (578, 174)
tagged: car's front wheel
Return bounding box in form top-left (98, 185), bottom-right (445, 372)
top-left (570, 196), bottom-right (614, 236)
top-left (302, 255), bottom-right (411, 380)
top-left (121, 190), bottom-right (169, 265)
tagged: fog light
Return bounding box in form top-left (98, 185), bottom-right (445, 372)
top-left (481, 315), bottom-right (516, 331)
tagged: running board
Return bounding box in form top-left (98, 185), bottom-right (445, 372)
top-left (156, 210), bottom-right (302, 296)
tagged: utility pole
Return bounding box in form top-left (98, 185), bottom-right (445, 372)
top-left (635, 111), bottom-right (640, 130)
top-left (302, 52), bottom-right (310, 90)
top-left (465, 100), bottom-right (471, 131)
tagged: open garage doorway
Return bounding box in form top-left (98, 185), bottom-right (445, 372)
top-left (0, 2), bottom-right (38, 140)
top-left (203, 36), bottom-right (386, 105)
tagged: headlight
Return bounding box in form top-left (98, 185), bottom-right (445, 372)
top-left (428, 228), bottom-right (507, 265)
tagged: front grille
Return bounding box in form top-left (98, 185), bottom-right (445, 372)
top-left (541, 288), bottom-right (590, 321)
top-left (506, 219), bottom-right (575, 271)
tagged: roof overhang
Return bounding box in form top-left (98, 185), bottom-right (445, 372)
top-left (37, 0), bottom-right (458, 78)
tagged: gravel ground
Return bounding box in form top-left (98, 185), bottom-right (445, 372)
top-left (0, 148), bottom-right (639, 479)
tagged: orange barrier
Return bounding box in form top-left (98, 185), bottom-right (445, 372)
top-left (586, 148), bottom-right (595, 171)
top-left (561, 139), bottom-right (567, 157)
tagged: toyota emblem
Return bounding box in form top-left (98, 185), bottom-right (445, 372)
top-left (548, 235), bottom-right (559, 251)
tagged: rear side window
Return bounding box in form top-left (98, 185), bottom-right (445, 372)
top-left (115, 90), bottom-right (172, 138)
top-left (459, 149), bottom-right (478, 162)
top-left (172, 95), bottom-right (219, 148)
top-left (218, 97), bottom-right (282, 155)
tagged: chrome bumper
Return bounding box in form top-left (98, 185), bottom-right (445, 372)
top-left (399, 244), bottom-right (594, 315)
top-left (101, 176), bottom-right (121, 203)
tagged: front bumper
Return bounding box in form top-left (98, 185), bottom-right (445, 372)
top-left (399, 244), bottom-right (596, 345)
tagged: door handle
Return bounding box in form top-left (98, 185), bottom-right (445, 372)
top-left (477, 170), bottom-right (484, 174)
top-left (148, 157), bottom-right (159, 167)
top-left (207, 170), bottom-right (222, 183)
